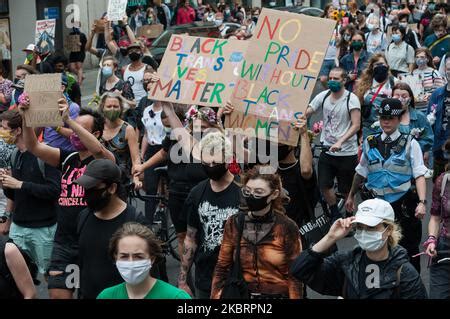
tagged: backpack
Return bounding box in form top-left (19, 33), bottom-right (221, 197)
top-left (0, 237), bottom-right (39, 299)
top-left (10, 149), bottom-right (45, 178)
top-left (321, 90), bottom-right (352, 118)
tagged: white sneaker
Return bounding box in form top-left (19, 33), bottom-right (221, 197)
top-left (424, 169), bottom-right (433, 179)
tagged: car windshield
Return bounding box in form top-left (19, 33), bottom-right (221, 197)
top-left (151, 30), bottom-right (174, 48)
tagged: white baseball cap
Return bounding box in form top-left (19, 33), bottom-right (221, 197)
top-left (351, 198), bottom-right (395, 227)
top-left (22, 44), bottom-right (35, 52)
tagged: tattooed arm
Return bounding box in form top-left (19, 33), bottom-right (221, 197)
top-left (177, 226), bottom-right (198, 297)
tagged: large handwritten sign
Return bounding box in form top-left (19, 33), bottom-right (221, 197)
top-left (226, 8), bottom-right (336, 146)
top-left (107, 0), bottom-right (128, 21)
top-left (149, 35), bottom-right (248, 107)
top-left (24, 74), bottom-right (63, 127)
top-left (35, 19), bottom-right (56, 55)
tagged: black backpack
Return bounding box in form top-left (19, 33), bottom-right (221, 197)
top-left (0, 236), bottom-right (39, 299)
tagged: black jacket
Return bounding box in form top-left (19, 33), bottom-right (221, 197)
top-left (290, 245), bottom-right (427, 299)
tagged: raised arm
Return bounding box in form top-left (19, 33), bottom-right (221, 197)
top-left (86, 22), bottom-right (99, 55)
top-left (18, 99), bottom-right (61, 168)
top-left (105, 20), bottom-right (118, 55)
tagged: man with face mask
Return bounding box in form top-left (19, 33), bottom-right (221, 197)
top-left (178, 131), bottom-right (241, 298)
top-left (73, 159), bottom-right (151, 299)
top-left (291, 198), bottom-right (427, 299)
top-left (306, 67), bottom-right (361, 223)
top-left (19, 97), bottom-right (115, 299)
top-left (365, 19), bottom-right (388, 55)
top-left (123, 42), bottom-right (147, 105)
top-left (398, 13), bottom-right (420, 50)
top-left (0, 110), bottom-right (61, 280)
top-left (346, 99), bottom-right (427, 272)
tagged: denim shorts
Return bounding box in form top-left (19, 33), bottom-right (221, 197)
top-left (9, 223), bottom-right (57, 274)
top-left (319, 59), bottom-right (336, 77)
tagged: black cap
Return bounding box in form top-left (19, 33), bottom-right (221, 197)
top-left (75, 159), bottom-right (121, 190)
top-left (378, 98), bottom-right (403, 117)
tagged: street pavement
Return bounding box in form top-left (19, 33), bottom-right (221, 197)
top-left (36, 70), bottom-right (432, 299)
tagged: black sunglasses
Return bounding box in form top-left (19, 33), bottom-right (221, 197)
top-left (149, 109), bottom-right (155, 118)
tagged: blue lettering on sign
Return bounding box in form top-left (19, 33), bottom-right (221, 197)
top-left (44, 7), bottom-right (60, 20)
top-left (229, 52), bottom-right (244, 63)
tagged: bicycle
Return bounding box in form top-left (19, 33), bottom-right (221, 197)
top-left (311, 142), bottom-right (346, 218)
top-left (128, 167), bottom-right (180, 261)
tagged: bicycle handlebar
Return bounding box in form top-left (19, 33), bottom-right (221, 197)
top-left (128, 183), bottom-right (167, 203)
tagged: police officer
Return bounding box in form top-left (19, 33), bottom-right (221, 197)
top-left (345, 98), bottom-right (427, 272)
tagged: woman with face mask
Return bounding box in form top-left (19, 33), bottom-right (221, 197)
top-left (355, 53), bottom-right (397, 139)
top-left (97, 222), bottom-right (191, 299)
top-left (423, 14), bottom-right (450, 66)
top-left (365, 19), bottom-right (388, 55)
top-left (123, 42), bottom-right (147, 104)
top-left (340, 31), bottom-right (370, 92)
top-left (291, 198), bottom-right (428, 299)
top-left (392, 82), bottom-right (433, 171)
top-left (99, 56), bottom-right (134, 101)
top-left (337, 25), bottom-right (356, 61)
top-left (409, 48), bottom-right (446, 110)
top-left (99, 92), bottom-right (142, 193)
top-left (385, 26), bottom-right (415, 77)
top-left (211, 165), bottom-right (303, 299)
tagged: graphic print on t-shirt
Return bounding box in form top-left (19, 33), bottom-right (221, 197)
top-left (198, 201), bottom-right (239, 252)
top-left (59, 163), bottom-right (87, 207)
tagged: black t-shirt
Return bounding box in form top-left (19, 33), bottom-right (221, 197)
top-left (56, 150), bottom-right (94, 242)
top-left (4, 151), bottom-right (60, 228)
top-left (162, 137), bottom-right (208, 193)
top-left (78, 205), bottom-right (147, 299)
top-left (186, 179), bottom-right (241, 292)
top-left (358, 253), bottom-right (390, 298)
top-left (278, 161), bottom-right (318, 227)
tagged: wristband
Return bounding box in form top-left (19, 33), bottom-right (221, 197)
top-left (422, 236), bottom-right (437, 248)
top-left (55, 126), bottom-right (62, 133)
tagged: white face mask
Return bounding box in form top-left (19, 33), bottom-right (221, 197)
top-left (399, 22), bottom-right (408, 28)
top-left (398, 97), bottom-right (410, 107)
top-left (116, 259), bottom-right (152, 285)
top-left (354, 227), bottom-right (388, 252)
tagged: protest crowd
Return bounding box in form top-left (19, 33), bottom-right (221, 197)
top-left (1, 0), bottom-right (450, 301)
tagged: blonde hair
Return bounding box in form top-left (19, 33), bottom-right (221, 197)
top-left (199, 131), bottom-right (233, 163)
top-left (355, 53), bottom-right (390, 102)
top-left (99, 92), bottom-right (128, 113)
top-left (384, 219), bottom-right (402, 248)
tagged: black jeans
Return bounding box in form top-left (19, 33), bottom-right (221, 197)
top-left (143, 144), bottom-right (164, 224)
top-left (430, 237), bottom-right (450, 299)
top-left (390, 190), bottom-right (422, 273)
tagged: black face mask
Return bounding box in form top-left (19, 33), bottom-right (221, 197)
top-left (244, 194), bottom-right (271, 212)
top-left (84, 187), bottom-right (112, 211)
top-left (129, 52), bottom-right (142, 62)
top-left (277, 145), bottom-right (292, 161)
top-left (202, 163), bottom-right (228, 181)
top-left (373, 65), bottom-right (389, 83)
top-left (120, 48), bottom-right (128, 56)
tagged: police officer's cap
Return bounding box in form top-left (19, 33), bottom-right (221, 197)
top-left (378, 98), bottom-right (403, 117)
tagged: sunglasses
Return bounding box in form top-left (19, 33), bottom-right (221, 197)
top-left (149, 110), bottom-right (155, 118)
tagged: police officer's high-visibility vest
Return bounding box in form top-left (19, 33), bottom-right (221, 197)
top-left (364, 133), bottom-right (413, 203)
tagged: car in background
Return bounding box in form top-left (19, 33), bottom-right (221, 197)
top-left (274, 5), bottom-right (324, 17)
top-left (149, 21), bottom-right (241, 65)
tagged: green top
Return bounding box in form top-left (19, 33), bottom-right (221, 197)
top-left (97, 280), bottom-right (191, 300)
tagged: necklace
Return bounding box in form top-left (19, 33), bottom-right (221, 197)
top-left (278, 160), bottom-right (298, 171)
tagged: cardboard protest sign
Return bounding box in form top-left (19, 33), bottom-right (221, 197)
top-left (24, 74), bottom-right (63, 127)
top-left (65, 34), bottom-right (81, 52)
top-left (107, 0), bottom-right (128, 21)
top-left (137, 24), bottom-right (164, 39)
top-left (35, 19), bottom-right (56, 55)
top-left (149, 35), bottom-right (249, 107)
top-left (225, 8), bottom-right (336, 146)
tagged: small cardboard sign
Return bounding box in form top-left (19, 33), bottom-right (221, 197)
top-left (24, 74), bottom-right (63, 128)
top-left (137, 24), bottom-right (164, 39)
top-left (35, 19), bottom-right (56, 55)
top-left (107, 0), bottom-right (128, 22)
top-left (65, 34), bottom-right (80, 52)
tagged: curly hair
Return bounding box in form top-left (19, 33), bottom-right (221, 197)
top-left (355, 53), bottom-right (390, 102)
top-left (240, 165), bottom-right (287, 215)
